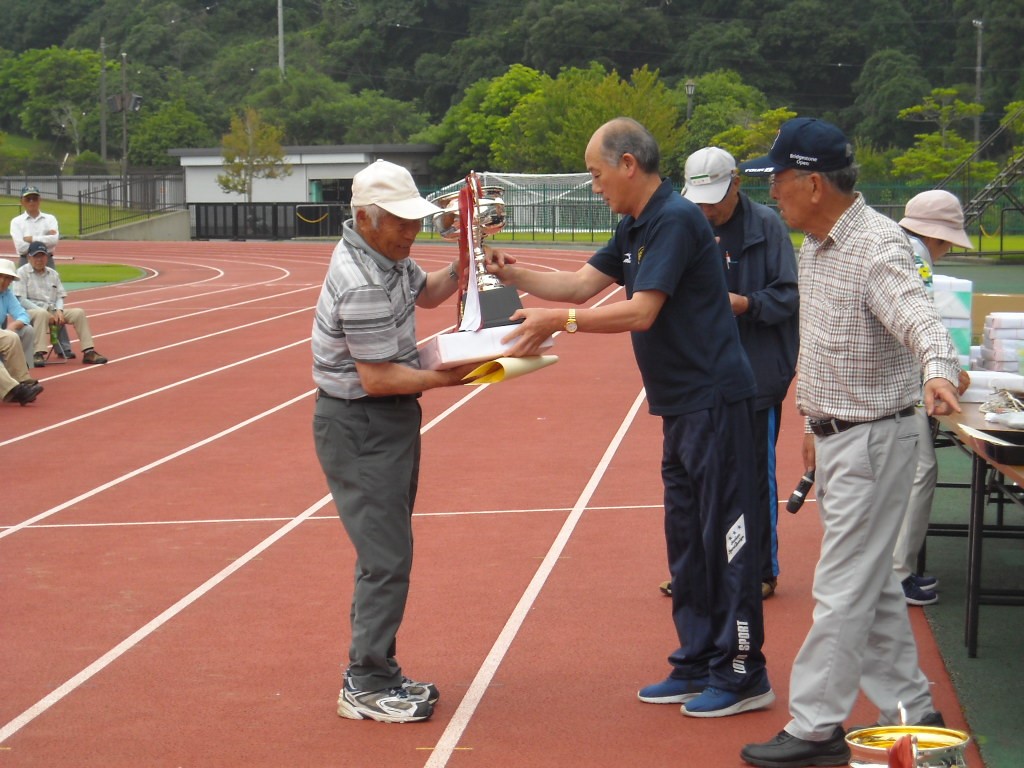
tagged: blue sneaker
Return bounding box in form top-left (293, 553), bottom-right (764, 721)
top-left (908, 573), bottom-right (939, 590)
top-left (902, 576), bottom-right (938, 606)
top-left (637, 676), bottom-right (708, 704)
top-left (682, 681), bottom-right (775, 718)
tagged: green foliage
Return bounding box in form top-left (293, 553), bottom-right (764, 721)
top-left (130, 99), bottom-right (214, 167)
top-left (891, 132), bottom-right (997, 182)
top-left (217, 107), bottom-right (291, 202)
top-left (71, 149), bottom-right (108, 174)
top-left (712, 108), bottom-right (798, 164)
top-left (0, 46), bottom-right (102, 143)
top-left (495, 64), bottom-right (681, 175)
top-left (851, 49), bottom-right (931, 147)
top-left (898, 88), bottom-right (984, 144)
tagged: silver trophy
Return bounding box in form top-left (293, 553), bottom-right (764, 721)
top-left (433, 173), bottom-right (523, 329)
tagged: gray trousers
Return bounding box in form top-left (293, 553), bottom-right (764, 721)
top-left (313, 393), bottom-right (422, 692)
top-left (786, 411), bottom-right (934, 741)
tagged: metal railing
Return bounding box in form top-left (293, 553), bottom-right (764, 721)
top-left (189, 202), bottom-right (349, 239)
top-left (77, 172), bottom-right (186, 234)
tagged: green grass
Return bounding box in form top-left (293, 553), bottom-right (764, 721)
top-left (1, 196), bottom-right (155, 238)
top-left (57, 264), bottom-right (144, 283)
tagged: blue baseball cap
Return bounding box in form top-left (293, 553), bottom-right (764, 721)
top-left (740, 117), bottom-right (854, 176)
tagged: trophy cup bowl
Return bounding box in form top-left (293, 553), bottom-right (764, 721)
top-left (432, 186), bottom-right (509, 295)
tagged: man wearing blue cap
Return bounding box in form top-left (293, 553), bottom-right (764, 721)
top-left (738, 118), bottom-right (962, 768)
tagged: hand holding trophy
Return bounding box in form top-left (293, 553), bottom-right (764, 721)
top-left (432, 171), bottom-right (524, 330)
top-left (419, 171), bottom-right (556, 377)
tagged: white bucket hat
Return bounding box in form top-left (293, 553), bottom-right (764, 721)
top-left (899, 190), bottom-right (973, 250)
top-left (0, 258), bottom-right (19, 280)
top-left (350, 160), bottom-right (441, 220)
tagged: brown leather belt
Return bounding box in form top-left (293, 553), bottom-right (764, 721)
top-left (808, 405), bottom-right (916, 437)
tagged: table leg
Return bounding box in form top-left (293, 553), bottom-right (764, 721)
top-left (965, 452), bottom-right (987, 657)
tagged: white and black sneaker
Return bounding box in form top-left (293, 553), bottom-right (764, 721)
top-left (401, 677), bottom-right (440, 704)
top-left (337, 678), bottom-right (433, 723)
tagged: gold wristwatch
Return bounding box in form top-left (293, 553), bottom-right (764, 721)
top-left (565, 309), bottom-right (578, 333)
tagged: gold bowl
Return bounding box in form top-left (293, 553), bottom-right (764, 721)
top-left (845, 725), bottom-right (970, 767)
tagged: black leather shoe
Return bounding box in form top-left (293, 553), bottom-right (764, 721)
top-left (4, 382), bottom-right (43, 405)
top-left (741, 725), bottom-right (849, 767)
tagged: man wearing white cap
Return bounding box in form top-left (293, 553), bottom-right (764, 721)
top-left (0, 258), bottom-right (43, 405)
top-left (891, 190), bottom-right (974, 607)
top-left (312, 160), bottom-right (479, 724)
top-left (682, 147), bottom-right (799, 601)
top-left (0, 257), bottom-right (36, 367)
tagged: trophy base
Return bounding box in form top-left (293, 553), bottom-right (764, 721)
top-left (474, 285), bottom-right (524, 329)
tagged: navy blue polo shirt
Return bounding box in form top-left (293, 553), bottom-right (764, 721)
top-left (588, 180), bottom-right (755, 416)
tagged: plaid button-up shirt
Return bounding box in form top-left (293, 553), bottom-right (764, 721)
top-left (795, 194), bottom-right (959, 424)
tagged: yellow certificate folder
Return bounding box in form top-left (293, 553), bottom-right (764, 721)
top-left (463, 355), bottom-right (559, 385)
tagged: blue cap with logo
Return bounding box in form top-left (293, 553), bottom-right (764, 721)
top-left (740, 117), bottom-right (854, 175)
top-left (20, 185), bottom-right (41, 198)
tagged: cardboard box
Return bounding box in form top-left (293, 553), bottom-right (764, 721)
top-left (419, 325), bottom-right (554, 370)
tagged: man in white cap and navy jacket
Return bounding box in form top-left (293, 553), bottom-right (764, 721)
top-left (311, 160), bottom-right (479, 724)
top-left (682, 146), bottom-right (799, 601)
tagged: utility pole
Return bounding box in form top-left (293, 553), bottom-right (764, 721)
top-left (973, 19), bottom-right (984, 144)
top-left (121, 51), bottom-right (128, 198)
top-left (278, 0), bottom-right (285, 79)
top-left (100, 37), bottom-right (107, 161)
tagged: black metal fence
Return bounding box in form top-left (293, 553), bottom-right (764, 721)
top-left (77, 173), bottom-right (186, 234)
top-left (189, 202), bottom-right (349, 239)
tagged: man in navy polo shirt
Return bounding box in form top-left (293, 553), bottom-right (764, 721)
top-left (486, 117), bottom-right (773, 719)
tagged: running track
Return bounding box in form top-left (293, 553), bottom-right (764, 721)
top-left (0, 240), bottom-right (980, 767)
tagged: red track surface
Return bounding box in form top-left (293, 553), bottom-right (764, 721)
top-left (1, 240), bottom-right (981, 767)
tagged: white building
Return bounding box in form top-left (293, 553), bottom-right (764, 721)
top-left (167, 144), bottom-right (439, 203)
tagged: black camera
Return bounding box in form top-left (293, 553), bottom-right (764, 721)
top-left (786, 470), bottom-right (815, 513)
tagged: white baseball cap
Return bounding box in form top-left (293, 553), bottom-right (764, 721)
top-left (0, 258), bottom-right (19, 279)
top-left (683, 147), bottom-right (737, 205)
top-left (350, 160), bottom-right (441, 220)
top-left (899, 190), bottom-right (973, 250)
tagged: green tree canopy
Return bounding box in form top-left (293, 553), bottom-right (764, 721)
top-left (130, 99), bottom-right (214, 166)
top-left (495, 64), bottom-right (681, 175)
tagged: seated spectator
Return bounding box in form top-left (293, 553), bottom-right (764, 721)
top-left (14, 242), bottom-right (109, 366)
top-left (0, 258), bottom-right (35, 366)
top-left (0, 327), bottom-right (43, 405)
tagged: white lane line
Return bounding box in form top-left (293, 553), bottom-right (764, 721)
top-left (424, 387), bottom-right (648, 768)
top-left (0, 492), bottom-right (333, 745)
top-left (0, 338), bottom-right (311, 447)
top-left (0, 361), bottom-right (486, 741)
top-left (0, 390), bottom-right (310, 539)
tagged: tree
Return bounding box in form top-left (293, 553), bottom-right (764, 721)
top-left (898, 88), bottom-right (984, 144)
top-left (850, 50), bottom-right (931, 148)
top-left (131, 99), bottom-right (214, 167)
top-left (891, 132), bottom-right (997, 182)
top-left (217, 108), bottom-right (291, 202)
top-left (495, 64), bottom-right (681, 174)
top-left (892, 87), bottom-right (993, 182)
top-left (711, 108), bottom-right (798, 164)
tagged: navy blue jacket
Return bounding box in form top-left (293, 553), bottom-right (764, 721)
top-left (720, 193), bottom-right (799, 411)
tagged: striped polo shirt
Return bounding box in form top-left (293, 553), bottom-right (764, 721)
top-left (312, 220), bottom-right (427, 399)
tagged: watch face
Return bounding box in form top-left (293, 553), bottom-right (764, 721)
top-left (565, 321), bottom-right (578, 333)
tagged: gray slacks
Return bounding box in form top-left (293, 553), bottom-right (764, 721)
top-left (786, 411), bottom-right (934, 741)
top-left (313, 393), bottom-right (422, 692)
